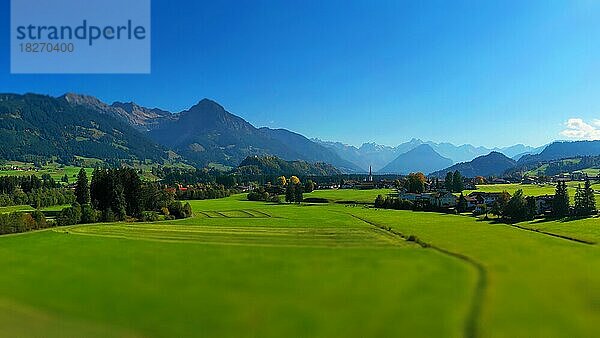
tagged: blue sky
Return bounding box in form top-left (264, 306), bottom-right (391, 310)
top-left (1, 0), bottom-right (600, 148)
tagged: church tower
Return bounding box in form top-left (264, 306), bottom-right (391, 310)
top-left (368, 166), bottom-right (373, 182)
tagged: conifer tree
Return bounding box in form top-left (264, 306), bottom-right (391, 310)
top-left (552, 181), bottom-right (569, 217)
top-left (574, 184), bottom-right (585, 216)
top-left (75, 168), bottom-right (91, 205)
top-left (457, 193), bottom-right (468, 213)
top-left (285, 184), bottom-right (295, 203)
top-left (444, 172), bottom-right (454, 191)
top-left (111, 183), bottom-right (127, 221)
top-left (294, 183), bottom-right (303, 204)
top-left (452, 171), bottom-right (464, 193)
top-left (583, 179), bottom-right (597, 215)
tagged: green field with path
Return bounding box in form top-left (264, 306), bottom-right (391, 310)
top-left (0, 191), bottom-right (599, 337)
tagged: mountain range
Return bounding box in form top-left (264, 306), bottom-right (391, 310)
top-left (517, 141), bottom-right (600, 165)
top-left (314, 138), bottom-right (543, 172)
top-left (0, 92), bottom-right (597, 177)
top-left (0, 93), bottom-right (167, 163)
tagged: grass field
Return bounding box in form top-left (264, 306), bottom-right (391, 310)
top-left (303, 188), bottom-right (394, 203)
top-left (464, 183), bottom-right (557, 196)
top-left (1, 191), bottom-right (600, 337)
top-left (0, 204), bottom-right (70, 214)
top-left (0, 163), bottom-right (94, 182)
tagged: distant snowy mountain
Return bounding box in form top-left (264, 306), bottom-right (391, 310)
top-left (315, 138), bottom-right (541, 172)
top-left (378, 144), bottom-right (453, 174)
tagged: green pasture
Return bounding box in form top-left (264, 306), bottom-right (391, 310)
top-left (0, 164), bottom-right (93, 182)
top-left (0, 191), bottom-right (600, 337)
top-left (349, 207), bottom-right (600, 337)
top-left (0, 160), bottom-right (170, 182)
top-left (576, 168), bottom-right (600, 176)
top-left (0, 195), bottom-right (471, 338)
top-left (465, 183), bottom-right (556, 196)
top-left (303, 188), bottom-right (394, 203)
top-left (0, 204), bottom-right (70, 214)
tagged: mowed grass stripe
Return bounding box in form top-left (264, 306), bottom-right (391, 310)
top-left (195, 209), bottom-right (271, 218)
top-left (59, 224), bottom-right (405, 248)
top-left (245, 209), bottom-right (272, 217)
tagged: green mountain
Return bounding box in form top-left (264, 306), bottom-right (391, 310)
top-left (148, 99), bottom-right (361, 172)
top-left (518, 140), bottom-right (600, 164)
top-left (0, 93), bottom-right (168, 164)
top-left (430, 151), bottom-right (516, 178)
top-left (257, 128), bottom-right (361, 173)
top-left (236, 156), bottom-right (341, 176)
top-left (507, 155), bottom-right (600, 177)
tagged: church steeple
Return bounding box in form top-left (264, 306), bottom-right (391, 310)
top-left (368, 166), bottom-right (373, 182)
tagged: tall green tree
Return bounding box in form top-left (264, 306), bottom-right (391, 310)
top-left (457, 193), bottom-right (468, 213)
top-left (444, 172), bottom-right (454, 191)
top-left (491, 191), bottom-right (510, 218)
top-left (574, 184), bottom-right (585, 216)
top-left (583, 178), bottom-right (597, 215)
top-left (452, 171), bottom-right (464, 193)
top-left (304, 180), bottom-right (315, 193)
top-left (294, 183), bottom-right (304, 204)
top-left (504, 189), bottom-right (533, 222)
top-left (111, 182), bottom-right (127, 221)
top-left (552, 181), bottom-right (570, 217)
top-left (75, 168), bottom-right (91, 205)
top-left (285, 184), bottom-right (295, 203)
top-left (575, 179), bottom-right (597, 216)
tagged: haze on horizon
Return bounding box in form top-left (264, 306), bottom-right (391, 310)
top-left (1, 0), bottom-right (600, 148)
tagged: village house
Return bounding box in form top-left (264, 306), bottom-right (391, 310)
top-left (397, 191), bottom-right (457, 209)
top-left (317, 183), bottom-right (339, 189)
top-left (468, 192), bottom-right (505, 206)
top-left (464, 195), bottom-right (479, 210)
top-left (522, 176), bottom-right (539, 184)
top-left (464, 181), bottom-right (476, 190)
top-left (551, 174), bottom-right (571, 182)
top-left (490, 178), bottom-right (509, 184)
top-left (431, 191), bottom-right (457, 208)
top-left (398, 192), bottom-right (435, 203)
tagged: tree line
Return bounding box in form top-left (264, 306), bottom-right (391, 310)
top-left (0, 174), bottom-right (75, 208)
top-left (553, 179), bottom-right (597, 217)
top-left (247, 176), bottom-right (314, 203)
top-left (0, 210), bottom-right (48, 235)
top-left (174, 184), bottom-right (233, 200)
top-left (56, 168), bottom-right (193, 226)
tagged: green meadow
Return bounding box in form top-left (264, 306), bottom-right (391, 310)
top-left (1, 191), bottom-right (600, 337)
top-left (0, 162), bottom-right (93, 182)
top-left (0, 204), bottom-right (70, 214)
top-left (464, 183), bottom-right (557, 196)
top-left (303, 188), bottom-right (394, 203)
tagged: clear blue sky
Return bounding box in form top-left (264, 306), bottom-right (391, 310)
top-left (1, 0), bottom-right (600, 148)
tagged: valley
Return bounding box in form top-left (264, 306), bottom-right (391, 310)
top-left (1, 192), bottom-right (599, 337)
